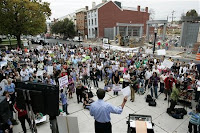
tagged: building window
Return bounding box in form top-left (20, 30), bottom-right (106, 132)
top-left (89, 29), bottom-right (91, 35)
top-left (88, 19), bottom-right (90, 26)
top-left (95, 18), bottom-right (97, 25)
top-left (92, 19), bottom-right (93, 25)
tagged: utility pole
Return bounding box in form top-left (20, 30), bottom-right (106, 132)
top-left (169, 10), bottom-right (176, 24)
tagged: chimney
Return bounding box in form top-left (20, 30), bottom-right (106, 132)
top-left (92, 2), bottom-right (96, 8)
top-left (145, 7), bottom-right (148, 12)
top-left (137, 6), bottom-right (140, 12)
top-left (85, 6), bottom-right (88, 11)
top-left (102, 0), bottom-right (107, 3)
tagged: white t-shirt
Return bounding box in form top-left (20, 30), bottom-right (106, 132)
top-left (123, 74), bottom-right (130, 82)
top-left (145, 71), bottom-right (152, 80)
top-left (160, 74), bottom-right (167, 83)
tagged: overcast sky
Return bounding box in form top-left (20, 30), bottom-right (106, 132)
top-left (43, 0), bottom-right (200, 21)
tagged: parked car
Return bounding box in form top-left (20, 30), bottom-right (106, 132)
top-left (73, 36), bottom-right (83, 42)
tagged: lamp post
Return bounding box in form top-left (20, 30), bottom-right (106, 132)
top-left (8, 34), bottom-right (11, 49)
top-left (78, 31), bottom-right (81, 47)
top-left (153, 28), bottom-right (158, 54)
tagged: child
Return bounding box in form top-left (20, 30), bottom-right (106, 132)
top-left (188, 105), bottom-right (200, 133)
top-left (60, 89), bottom-right (69, 115)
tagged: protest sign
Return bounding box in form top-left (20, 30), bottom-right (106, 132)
top-left (162, 59), bottom-right (173, 68)
top-left (145, 49), bottom-right (153, 54)
top-left (47, 66), bottom-right (53, 75)
top-left (113, 84), bottom-right (122, 92)
top-left (121, 86), bottom-right (131, 97)
top-left (58, 75), bottom-right (68, 89)
top-left (157, 49), bottom-right (166, 55)
top-left (36, 70), bottom-right (44, 77)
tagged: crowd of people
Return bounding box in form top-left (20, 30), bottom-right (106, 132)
top-left (0, 43), bottom-right (200, 133)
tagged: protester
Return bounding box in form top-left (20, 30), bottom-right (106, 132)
top-left (149, 72), bottom-right (160, 99)
top-left (14, 102), bottom-right (31, 133)
top-left (60, 89), bottom-right (69, 115)
top-left (0, 42), bottom-right (199, 132)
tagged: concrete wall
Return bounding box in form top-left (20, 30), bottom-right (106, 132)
top-left (180, 22), bottom-right (200, 47)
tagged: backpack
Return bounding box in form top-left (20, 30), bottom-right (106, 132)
top-left (146, 95), bottom-right (153, 103)
top-left (148, 99), bottom-right (157, 107)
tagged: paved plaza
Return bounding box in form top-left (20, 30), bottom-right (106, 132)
top-left (13, 81), bottom-right (195, 133)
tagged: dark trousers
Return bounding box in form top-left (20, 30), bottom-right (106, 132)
top-left (62, 104), bottom-right (68, 113)
top-left (159, 82), bottom-right (164, 93)
top-left (95, 121), bottom-right (112, 133)
top-left (195, 88), bottom-right (200, 101)
top-left (83, 75), bottom-right (88, 85)
top-left (77, 93), bottom-right (82, 103)
top-left (122, 81), bottom-right (129, 89)
top-left (99, 70), bottom-right (103, 81)
top-left (93, 79), bottom-right (98, 87)
top-left (145, 80), bottom-right (149, 90)
top-left (169, 100), bottom-right (176, 111)
top-left (18, 115), bottom-right (31, 133)
top-left (188, 122), bottom-right (198, 133)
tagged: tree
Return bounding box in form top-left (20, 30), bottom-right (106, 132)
top-left (0, 0), bottom-right (51, 48)
top-left (186, 9), bottom-right (198, 17)
top-left (51, 18), bottom-right (76, 38)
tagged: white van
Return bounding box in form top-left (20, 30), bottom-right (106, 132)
top-left (73, 36), bottom-right (83, 42)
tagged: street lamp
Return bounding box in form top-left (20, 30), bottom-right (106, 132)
top-left (78, 31), bottom-right (81, 46)
top-left (7, 34), bottom-right (11, 49)
top-left (153, 28), bottom-right (158, 54)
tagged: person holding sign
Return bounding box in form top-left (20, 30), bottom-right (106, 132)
top-left (112, 71), bottom-right (120, 96)
top-left (90, 89), bottom-right (127, 133)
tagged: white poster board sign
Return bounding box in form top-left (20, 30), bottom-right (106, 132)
top-left (113, 84), bottom-right (122, 92)
top-left (36, 70), bottom-right (44, 77)
top-left (47, 66), bottom-right (53, 75)
top-left (145, 49), bottom-right (153, 54)
top-left (121, 86), bottom-right (131, 97)
top-left (162, 59), bottom-right (174, 68)
top-left (58, 75), bottom-right (68, 89)
top-left (157, 49), bottom-right (166, 55)
top-left (103, 38), bottom-right (109, 44)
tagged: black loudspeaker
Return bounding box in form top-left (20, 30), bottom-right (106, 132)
top-left (0, 96), bottom-right (10, 123)
top-left (15, 82), bottom-right (59, 116)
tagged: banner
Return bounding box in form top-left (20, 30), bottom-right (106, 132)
top-left (157, 49), bottom-right (166, 55)
top-left (145, 49), bottom-right (153, 54)
top-left (162, 59), bottom-right (173, 69)
top-left (58, 75), bottom-right (68, 89)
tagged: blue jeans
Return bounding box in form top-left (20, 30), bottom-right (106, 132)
top-left (85, 105), bottom-right (90, 110)
top-left (151, 86), bottom-right (158, 98)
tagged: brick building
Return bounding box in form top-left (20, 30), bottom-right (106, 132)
top-left (87, 0), bottom-right (149, 39)
top-left (76, 6), bottom-right (88, 37)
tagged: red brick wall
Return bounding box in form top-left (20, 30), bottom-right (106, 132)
top-left (98, 1), bottom-right (149, 37)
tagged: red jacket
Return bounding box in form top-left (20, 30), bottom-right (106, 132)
top-left (14, 103), bottom-right (27, 117)
top-left (164, 77), bottom-right (176, 90)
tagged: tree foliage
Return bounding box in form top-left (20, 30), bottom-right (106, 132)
top-left (51, 18), bottom-right (76, 38)
top-left (0, 0), bottom-right (51, 48)
top-left (186, 9), bottom-right (198, 17)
